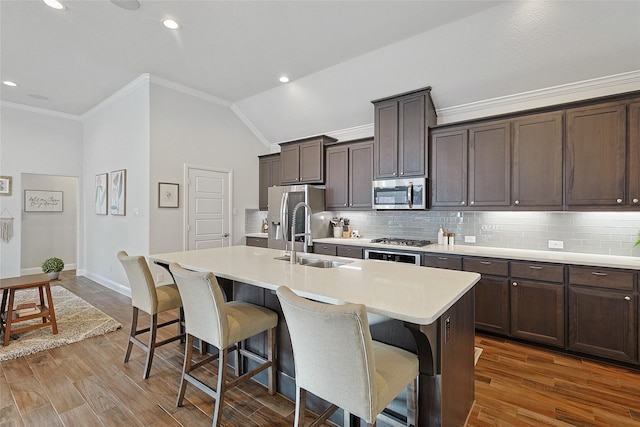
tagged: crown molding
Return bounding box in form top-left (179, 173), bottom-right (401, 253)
top-left (150, 75), bottom-right (231, 108)
top-left (82, 73), bottom-right (150, 119)
top-left (230, 104), bottom-right (271, 147)
top-left (0, 101), bottom-right (81, 121)
top-left (437, 70), bottom-right (640, 124)
top-left (325, 123), bottom-right (374, 142)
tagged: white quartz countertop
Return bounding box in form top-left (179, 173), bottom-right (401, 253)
top-left (314, 238), bottom-right (640, 270)
top-left (150, 246), bottom-right (480, 325)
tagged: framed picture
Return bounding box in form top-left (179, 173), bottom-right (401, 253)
top-left (0, 176), bottom-right (11, 196)
top-left (24, 190), bottom-right (63, 212)
top-left (159, 182), bottom-right (179, 208)
top-left (95, 173), bottom-right (108, 215)
top-left (110, 169), bottom-right (126, 216)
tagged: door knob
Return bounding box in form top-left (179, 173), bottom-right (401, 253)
top-left (223, 233), bottom-right (229, 237)
top-left (512, 282), bottom-right (518, 287)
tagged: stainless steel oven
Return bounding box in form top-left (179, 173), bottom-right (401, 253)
top-left (364, 249), bottom-right (421, 265)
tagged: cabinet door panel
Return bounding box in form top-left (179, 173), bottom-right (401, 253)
top-left (568, 286), bottom-right (637, 363)
top-left (511, 261), bottom-right (564, 283)
top-left (325, 146), bottom-right (349, 209)
top-left (431, 128), bottom-right (468, 208)
top-left (566, 102), bottom-right (626, 206)
top-left (280, 145), bottom-right (300, 184)
top-left (313, 243), bottom-right (337, 256)
top-left (398, 94), bottom-right (425, 177)
top-left (468, 121), bottom-right (511, 207)
top-left (512, 111), bottom-right (563, 207)
top-left (629, 101), bottom-right (640, 207)
top-left (299, 140), bottom-right (323, 183)
top-left (511, 280), bottom-right (564, 347)
top-left (349, 141), bottom-right (374, 209)
top-left (569, 266), bottom-right (635, 291)
top-left (374, 100), bottom-right (399, 178)
top-left (422, 254), bottom-right (462, 270)
top-left (474, 276), bottom-right (510, 334)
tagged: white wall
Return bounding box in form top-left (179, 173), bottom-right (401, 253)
top-left (81, 79), bottom-right (150, 293)
top-left (21, 173), bottom-right (78, 273)
top-left (148, 82), bottom-right (265, 254)
top-left (0, 105), bottom-right (83, 278)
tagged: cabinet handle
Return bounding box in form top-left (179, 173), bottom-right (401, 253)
top-left (633, 198), bottom-right (639, 204)
top-left (514, 200), bottom-right (520, 205)
top-left (512, 282), bottom-right (518, 286)
top-left (470, 201), bottom-right (475, 205)
top-left (461, 201), bottom-right (466, 206)
top-left (625, 296), bottom-right (631, 301)
top-left (616, 198), bottom-right (623, 204)
top-left (591, 272), bottom-right (608, 276)
top-left (528, 265), bottom-right (543, 270)
top-left (480, 261), bottom-right (492, 265)
top-left (344, 203), bottom-right (348, 207)
top-left (350, 203), bottom-right (353, 207)
top-left (400, 172), bottom-right (404, 175)
top-left (393, 172), bottom-right (397, 176)
top-left (437, 257), bottom-right (448, 260)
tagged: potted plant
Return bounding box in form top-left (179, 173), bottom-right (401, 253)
top-left (42, 257), bottom-right (64, 280)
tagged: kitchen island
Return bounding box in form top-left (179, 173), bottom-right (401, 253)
top-left (151, 246), bottom-right (481, 427)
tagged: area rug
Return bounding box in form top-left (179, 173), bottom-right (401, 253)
top-left (0, 285), bottom-right (121, 361)
top-left (474, 346), bottom-right (483, 366)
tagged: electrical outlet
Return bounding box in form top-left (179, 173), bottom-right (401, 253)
top-left (464, 235), bottom-right (476, 243)
top-left (548, 240), bottom-right (564, 249)
top-left (157, 272), bottom-right (164, 283)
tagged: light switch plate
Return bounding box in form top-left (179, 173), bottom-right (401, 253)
top-left (464, 235), bottom-right (476, 243)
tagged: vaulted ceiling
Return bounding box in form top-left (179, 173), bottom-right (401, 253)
top-left (2, 1), bottom-right (639, 144)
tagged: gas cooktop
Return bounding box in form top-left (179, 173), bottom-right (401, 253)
top-left (370, 237), bottom-right (432, 247)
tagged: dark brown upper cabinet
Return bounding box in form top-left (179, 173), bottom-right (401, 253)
top-left (280, 135), bottom-right (336, 185)
top-left (565, 101), bottom-right (627, 207)
top-left (325, 139), bottom-right (374, 210)
top-left (430, 120), bottom-right (510, 209)
top-left (512, 111), bottom-right (564, 209)
top-left (468, 121), bottom-right (511, 208)
top-left (372, 87), bottom-right (436, 179)
top-left (258, 154), bottom-right (280, 211)
top-left (629, 101), bottom-right (640, 207)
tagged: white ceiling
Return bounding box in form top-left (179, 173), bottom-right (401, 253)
top-left (1, 1), bottom-right (639, 145)
top-left (0, 0), bottom-right (503, 114)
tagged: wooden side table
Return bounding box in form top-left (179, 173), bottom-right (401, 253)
top-left (0, 274), bottom-right (58, 346)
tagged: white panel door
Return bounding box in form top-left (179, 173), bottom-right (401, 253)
top-left (187, 167), bottom-right (231, 250)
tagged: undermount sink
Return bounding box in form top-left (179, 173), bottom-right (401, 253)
top-left (274, 255), bottom-right (353, 269)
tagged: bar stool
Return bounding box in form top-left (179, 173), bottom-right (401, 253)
top-left (276, 286), bottom-right (418, 427)
top-left (117, 251), bottom-right (184, 379)
top-left (169, 263), bottom-right (278, 427)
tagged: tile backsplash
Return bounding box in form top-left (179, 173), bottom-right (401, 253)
top-left (246, 209), bottom-right (640, 257)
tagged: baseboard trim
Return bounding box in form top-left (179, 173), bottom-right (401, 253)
top-left (82, 272), bottom-right (131, 297)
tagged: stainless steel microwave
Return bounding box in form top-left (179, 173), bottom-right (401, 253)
top-left (372, 177), bottom-right (427, 210)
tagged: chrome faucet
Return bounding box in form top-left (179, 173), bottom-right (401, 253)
top-left (290, 202), bottom-right (313, 264)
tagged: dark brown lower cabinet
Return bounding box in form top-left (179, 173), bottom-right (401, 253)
top-left (313, 243), bottom-right (338, 256)
top-left (510, 280), bottom-right (564, 347)
top-left (245, 236), bottom-right (268, 248)
top-left (473, 276), bottom-right (510, 334)
top-left (568, 286), bottom-right (638, 363)
top-left (336, 245), bottom-right (364, 259)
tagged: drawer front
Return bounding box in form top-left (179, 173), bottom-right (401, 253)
top-left (511, 262), bottom-right (564, 283)
top-left (569, 266), bottom-right (635, 291)
top-left (336, 245), bottom-right (364, 259)
top-left (463, 257), bottom-right (509, 276)
top-left (313, 243), bottom-right (338, 256)
top-left (423, 254), bottom-right (462, 270)
top-left (246, 237), bottom-right (268, 248)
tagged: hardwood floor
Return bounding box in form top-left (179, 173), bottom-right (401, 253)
top-left (2, 272), bottom-right (640, 426)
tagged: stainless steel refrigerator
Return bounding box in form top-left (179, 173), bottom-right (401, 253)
top-left (267, 185), bottom-right (328, 251)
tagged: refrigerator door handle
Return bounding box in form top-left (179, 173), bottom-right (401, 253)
top-left (281, 192), bottom-right (289, 249)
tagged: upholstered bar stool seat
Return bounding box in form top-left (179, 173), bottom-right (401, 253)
top-left (169, 263), bottom-right (278, 427)
top-left (276, 286), bottom-right (419, 427)
top-left (117, 251), bottom-right (184, 379)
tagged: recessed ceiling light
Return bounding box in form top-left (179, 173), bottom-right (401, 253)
top-left (279, 76), bottom-right (290, 83)
top-left (2, 81), bottom-right (18, 87)
top-left (43, 0), bottom-right (65, 10)
top-left (162, 19), bottom-right (180, 30)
